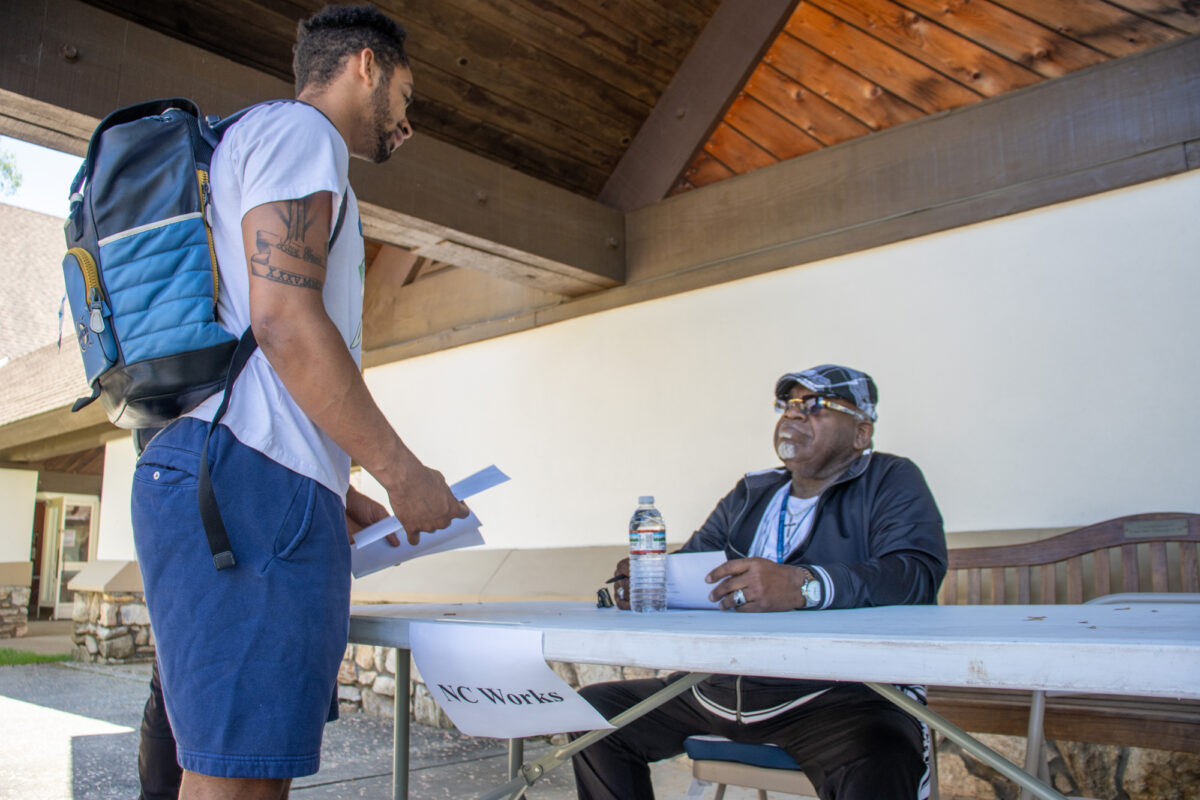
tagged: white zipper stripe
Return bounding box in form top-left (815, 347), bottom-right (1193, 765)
top-left (98, 212), bottom-right (203, 247)
top-left (691, 686), bottom-right (830, 723)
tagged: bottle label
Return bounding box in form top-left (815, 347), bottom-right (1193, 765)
top-left (629, 528), bottom-right (666, 554)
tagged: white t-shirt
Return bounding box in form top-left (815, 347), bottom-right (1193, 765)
top-left (187, 102), bottom-right (364, 500)
top-left (748, 485), bottom-right (819, 562)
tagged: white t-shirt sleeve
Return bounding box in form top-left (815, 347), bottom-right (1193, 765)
top-left (229, 103), bottom-right (348, 225)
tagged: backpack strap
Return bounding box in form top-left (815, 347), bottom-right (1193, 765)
top-left (196, 188), bottom-right (350, 570)
top-left (330, 191), bottom-right (349, 251)
top-left (197, 327), bottom-right (258, 570)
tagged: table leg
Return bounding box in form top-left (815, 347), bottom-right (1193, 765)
top-left (864, 682), bottom-right (1069, 800)
top-left (393, 648), bottom-right (411, 800)
top-left (507, 738), bottom-right (524, 779)
top-left (474, 672), bottom-right (713, 800)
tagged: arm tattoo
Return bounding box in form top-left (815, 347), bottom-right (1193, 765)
top-left (249, 198), bottom-right (327, 290)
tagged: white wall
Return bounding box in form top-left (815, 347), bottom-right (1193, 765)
top-left (0, 467), bottom-right (38, 562)
top-left (363, 170), bottom-right (1200, 549)
top-left (97, 436), bottom-right (138, 560)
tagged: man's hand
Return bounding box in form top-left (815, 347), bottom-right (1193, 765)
top-left (385, 465), bottom-right (469, 546)
top-left (345, 485), bottom-right (389, 545)
top-left (706, 557), bottom-right (808, 612)
top-left (611, 557), bottom-right (631, 611)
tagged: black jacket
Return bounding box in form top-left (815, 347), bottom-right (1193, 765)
top-left (681, 451), bottom-right (947, 714)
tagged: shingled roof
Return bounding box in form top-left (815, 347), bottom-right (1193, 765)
top-left (0, 340), bottom-right (89, 428)
top-left (0, 202), bottom-right (88, 427)
top-left (0, 202), bottom-right (67, 365)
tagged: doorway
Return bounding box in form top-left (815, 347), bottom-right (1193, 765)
top-left (34, 493), bottom-right (99, 619)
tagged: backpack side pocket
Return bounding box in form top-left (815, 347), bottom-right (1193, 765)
top-left (62, 246), bottom-right (118, 385)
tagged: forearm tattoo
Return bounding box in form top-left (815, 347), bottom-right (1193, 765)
top-left (250, 198), bottom-right (326, 290)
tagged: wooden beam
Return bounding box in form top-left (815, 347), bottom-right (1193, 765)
top-left (624, 34), bottom-right (1200, 285)
top-left (38, 470), bottom-right (104, 495)
top-left (363, 258), bottom-right (564, 360)
top-left (0, 403), bottom-right (117, 463)
top-left (598, 0), bottom-right (800, 211)
top-left (0, 0), bottom-right (625, 294)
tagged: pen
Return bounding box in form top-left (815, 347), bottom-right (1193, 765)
top-left (604, 575), bottom-right (627, 584)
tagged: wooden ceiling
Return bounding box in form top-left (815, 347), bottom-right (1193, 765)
top-left (79, 0), bottom-right (1197, 205)
top-left (673, 0), bottom-right (1200, 195)
top-left (79, 0), bottom-right (724, 197)
top-left (42, 446), bottom-right (105, 475)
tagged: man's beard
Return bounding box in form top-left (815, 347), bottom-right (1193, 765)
top-left (368, 80), bottom-right (395, 164)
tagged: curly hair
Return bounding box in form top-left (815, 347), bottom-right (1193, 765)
top-left (293, 5), bottom-right (409, 94)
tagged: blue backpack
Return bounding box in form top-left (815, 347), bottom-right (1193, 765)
top-left (62, 97), bottom-right (346, 569)
top-left (63, 98), bottom-right (238, 429)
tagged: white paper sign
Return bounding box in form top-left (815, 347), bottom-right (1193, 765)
top-left (350, 465), bottom-right (509, 579)
top-left (666, 551), bottom-right (727, 610)
top-left (410, 622), bottom-right (615, 738)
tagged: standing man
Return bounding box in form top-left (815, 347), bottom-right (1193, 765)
top-left (132, 7), bottom-right (466, 799)
top-left (575, 365), bottom-right (947, 800)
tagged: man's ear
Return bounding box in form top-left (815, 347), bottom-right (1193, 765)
top-left (353, 47), bottom-right (377, 85)
top-left (853, 421), bottom-right (874, 451)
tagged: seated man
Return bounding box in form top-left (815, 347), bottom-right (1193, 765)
top-left (573, 364), bottom-right (946, 800)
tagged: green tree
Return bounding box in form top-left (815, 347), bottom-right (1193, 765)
top-left (0, 148), bottom-right (22, 195)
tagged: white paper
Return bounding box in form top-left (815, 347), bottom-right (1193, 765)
top-left (410, 621), bottom-right (614, 738)
top-left (350, 465), bottom-right (508, 579)
top-left (351, 512), bottom-right (486, 578)
top-left (666, 551), bottom-right (727, 610)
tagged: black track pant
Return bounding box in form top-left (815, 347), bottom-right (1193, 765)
top-left (571, 676), bottom-right (929, 800)
top-left (138, 659), bottom-right (182, 800)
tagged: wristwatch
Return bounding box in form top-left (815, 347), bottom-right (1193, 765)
top-left (799, 571), bottom-right (823, 608)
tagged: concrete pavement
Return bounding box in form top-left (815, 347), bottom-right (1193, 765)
top-left (0, 627), bottom-right (771, 799)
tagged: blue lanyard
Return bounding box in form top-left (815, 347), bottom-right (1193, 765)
top-left (776, 491), bottom-right (816, 563)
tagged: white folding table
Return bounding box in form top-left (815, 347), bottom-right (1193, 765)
top-left (349, 601), bottom-right (1200, 800)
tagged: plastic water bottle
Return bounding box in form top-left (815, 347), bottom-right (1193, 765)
top-left (629, 496), bottom-right (667, 612)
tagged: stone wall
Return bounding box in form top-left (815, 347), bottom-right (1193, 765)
top-left (71, 589), bottom-right (155, 663)
top-left (338, 644), bottom-right (1200, 799)
top-left (937, 732), bottom-right (1200, 800)
top-left (0, 585), bottom-right (30, 638)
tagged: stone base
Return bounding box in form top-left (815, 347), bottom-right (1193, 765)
top-left (0, 585), bottom-right (31, 638)
top-left (70, 590), bottom-right (156, 664)
top-left (936, 732), bottom-right (1200, 800)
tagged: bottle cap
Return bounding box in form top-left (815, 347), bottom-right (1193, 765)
top-left (638, 495), bottom-right (655, 505)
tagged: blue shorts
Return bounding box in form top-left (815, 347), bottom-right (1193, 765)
top-left (132, 418), bottom-right (351, 779)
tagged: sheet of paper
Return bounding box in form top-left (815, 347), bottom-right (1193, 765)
top-left (410, 621), bottom-right (614, 738)
top-left (353, 465), bottom-right (509, 549)
top-left (666, 550), bottom-right (727, 610)
top-left (351, 511), bottom-right (485, 579)
top-left (350, 465), bottom-right (508, 579)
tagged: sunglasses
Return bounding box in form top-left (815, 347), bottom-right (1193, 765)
top-left (773, 395), bottom-right (871, 423)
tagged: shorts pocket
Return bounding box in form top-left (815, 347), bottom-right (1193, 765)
top-left (134, 449), bottom-right (200, 487)
top-left (272, 479), bottom-right (317, 561)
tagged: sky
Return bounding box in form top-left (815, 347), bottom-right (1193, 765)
top-left (0, 134), bottom-right (83, 219)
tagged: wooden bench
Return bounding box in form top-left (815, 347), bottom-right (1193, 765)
top-left (927, 512), bottom-right (1200, 755)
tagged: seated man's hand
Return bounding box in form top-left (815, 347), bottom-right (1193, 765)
top-left (706, 557), bottom-right (808, 612)
top-left (612, 557), bottom-right (631, 611)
